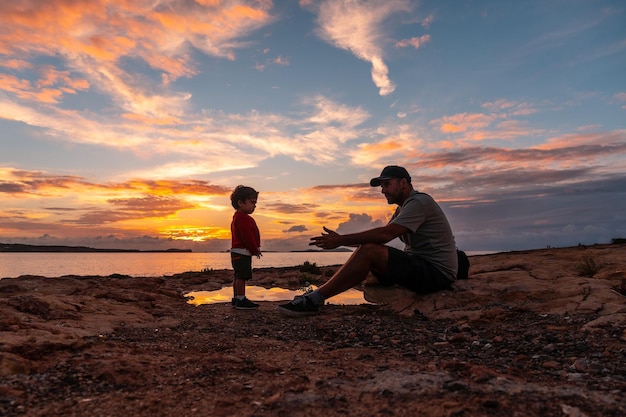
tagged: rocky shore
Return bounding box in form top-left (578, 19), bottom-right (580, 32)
top-left (1, 244), bottom-right (625, 416)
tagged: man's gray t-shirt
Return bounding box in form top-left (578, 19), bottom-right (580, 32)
top-left (389, 190), bottom-right (458, 280)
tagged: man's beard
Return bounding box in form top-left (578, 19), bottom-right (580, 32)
top-left (385, 192), bottom-right (400, 204)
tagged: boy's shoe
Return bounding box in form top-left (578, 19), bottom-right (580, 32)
top-left (233, 297), bottom-right (259, 310)
top-left (277, 295), bottom-right (319, 317)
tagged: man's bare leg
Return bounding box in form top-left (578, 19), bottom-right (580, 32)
top-left (317, 243), bottom-right (389, 300)
top-left (278, 244), bottom-right (389, 316)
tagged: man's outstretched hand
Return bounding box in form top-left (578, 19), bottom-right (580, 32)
top-left (309, 226), bottom-right (342, 250)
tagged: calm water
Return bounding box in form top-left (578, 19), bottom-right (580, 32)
top-left (186, 285), bottom-right (370, 306)
top-left (0, 251), bottom-right (353, 279)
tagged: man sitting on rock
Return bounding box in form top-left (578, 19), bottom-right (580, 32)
top-left (278, 165), bottom-right (458, 317)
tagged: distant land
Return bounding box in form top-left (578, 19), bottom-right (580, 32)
top-left (0, 243), bottom-right (192, 253)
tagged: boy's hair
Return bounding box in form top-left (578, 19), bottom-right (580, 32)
top-left (230, 185), bottom-right (259, 209)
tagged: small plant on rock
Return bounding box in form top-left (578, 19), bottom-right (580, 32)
top-left (299, 260), bottom-right (321, 275)
top-left (575, 257), bottom-right (604, 277)
top-left (299, 272), bottom-right (319, 285)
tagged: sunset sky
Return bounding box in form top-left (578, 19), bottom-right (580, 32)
top-left (1, 0), bottom-right (625, 253)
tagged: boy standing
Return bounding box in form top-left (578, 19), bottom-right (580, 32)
top-left (230, 185), bottom-right (262, 310)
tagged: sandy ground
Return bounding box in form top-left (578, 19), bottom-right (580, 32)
top-left (1, 244), bottom-right (625, 417)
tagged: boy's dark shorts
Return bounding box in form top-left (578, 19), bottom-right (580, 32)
top-left (231, 253), bottom-right (252, 280)
top-left (372, 246), bottom-right (453, 294)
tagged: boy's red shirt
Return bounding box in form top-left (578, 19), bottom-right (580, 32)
top-left (231, 210), bottom-right (261, 256)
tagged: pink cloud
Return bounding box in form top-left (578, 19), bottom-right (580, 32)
top-left (0, 59), bottom-right (32, 70)
top-left (481, 99), bottom-right (538, 116)
top-left (273, 55), bottom-right (289, 65)
top-left (395, 34), bottom-right (431, 49)
top-left (535, 130), bottom-right (626, 150)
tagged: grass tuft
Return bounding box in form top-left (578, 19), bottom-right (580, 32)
top-left (298, 260), bottom-right (321, 275)
top-left (575, 257), bottom-right (604, 277)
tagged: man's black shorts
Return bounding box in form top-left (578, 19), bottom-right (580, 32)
top-left (231, 252), bottom-right (252, 280)
top-left (372, 246), bottom-right (452, 294)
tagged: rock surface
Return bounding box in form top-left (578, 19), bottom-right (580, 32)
top-left (1, 244), bottom-right (625, 416)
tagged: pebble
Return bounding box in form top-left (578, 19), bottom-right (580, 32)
top-left (571, 358), bottom-right (590, 372)
top-left (542, 361), bottom-right (560, 369)
top-left (459, 323), bottom-right (472, 332)
top-left (566, 373), bottom-right (585, 382)
top-left (448, 333), bottom-right (467, 344)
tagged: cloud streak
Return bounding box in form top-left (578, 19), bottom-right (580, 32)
top-left (306, 0), bottom-right (413, 96)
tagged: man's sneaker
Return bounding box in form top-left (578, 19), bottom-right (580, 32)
top-left (233, 297), bottom-right (259, 310)
top-left (277, 295), bottom-right (319, 317)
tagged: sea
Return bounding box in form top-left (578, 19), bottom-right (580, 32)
top-left (0, 251), bottom-right (353, 279)
top-left (0, 250), bottom-right (494, 279)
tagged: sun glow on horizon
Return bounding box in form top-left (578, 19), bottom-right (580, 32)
top-left (159, 226), bottom-right (230, 242)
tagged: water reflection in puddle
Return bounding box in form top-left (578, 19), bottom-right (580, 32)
top-left (185, 285), bottom-right (371, 306)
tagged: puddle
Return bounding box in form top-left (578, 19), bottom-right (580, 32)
top-left (185, 285), bottom-right (371, 306)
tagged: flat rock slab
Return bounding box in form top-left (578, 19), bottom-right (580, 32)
top-left (364, 245), bottom-right (626, 330)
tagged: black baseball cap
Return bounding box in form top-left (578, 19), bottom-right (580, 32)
top-left (369, 165), bottom-right (411, 187)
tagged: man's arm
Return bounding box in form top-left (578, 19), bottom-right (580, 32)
top-left (309, 223), bottom-right (408, 250)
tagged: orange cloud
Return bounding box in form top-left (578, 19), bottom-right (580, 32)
top-left (122, 112), bottom-right (183, 126)
top-left (229, 4), bottom-right (271, 21)
top-left (429, 110), bottom-right (543, 144)
top-left (0, 0), bottom-right (274, 119)
top-left (0, 168), bottom-right (94, 195)
top-left (38, 66), bottom-right (90, 91)
top-left (0, 168), bottom-right (232, 198)
top-left (0, 74), bottom-right (33, 94)
top-left (433, 113), bottom-right (496, 134)
top-left (440, 123), bottom-right (462, 133)
top-left (359, 139), bottom-right (403, 153)
top-left (0, 65), bottom-right (89, 103)
top-left (69, 196), bottom-right (196, 226)
top-left (0, 59), bottom-right (32, 70)
top-left (77, 35), bottom-right (136, 62)
top-left (122, 179), bottom-right (231, 196)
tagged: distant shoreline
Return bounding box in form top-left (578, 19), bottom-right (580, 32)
top-left (0, 243), bottom-right (192, 253)
top-left (2, 241), bottom-right (623, 254)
